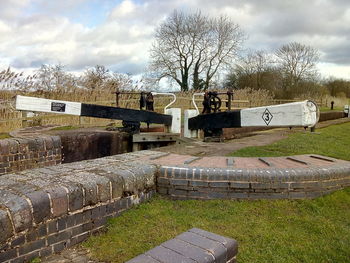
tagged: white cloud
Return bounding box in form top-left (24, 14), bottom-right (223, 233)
top-left (0, 0), bottom-right (349, 80)
top-left (109, 0), bottom-right (136, 18)
top-left (318, 62), bottom-right (350, 80)
top-left (0, 0), bottom-right (30, 21)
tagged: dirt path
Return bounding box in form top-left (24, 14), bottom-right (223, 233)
top-left (157, 117), bottom-right (350, 156)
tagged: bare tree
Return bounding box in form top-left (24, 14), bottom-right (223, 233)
top-left (233, 50), bottom-right (274, 89)
top-left (150, 10), bottom-right (244, 91)
top-left (83, 65), bottom-right (110, 90)
top-left (225, 50), bottom-right (282, 94)
top-left (275, 42), bottom-right (320, 90)
top-left (104, 73), bottom-right (135, 92)
top-left (36, 64), bottom-right (76, 91)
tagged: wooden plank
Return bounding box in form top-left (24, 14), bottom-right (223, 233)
top-left (16, 95), bottom-right (172, 125)
top-left (16, 95), bottom-right (81, 115)
top-left (80, 104), bottom-right (172, 125)
top-left (241, 100), bottom-right (317, 127)
top-left (189, 101), bottom-right (318, 130)
top-left (188, 110), bottom-right (241, 130)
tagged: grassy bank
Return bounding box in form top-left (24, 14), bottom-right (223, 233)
top-left (84, 189), bottom-right (350, 263)
top-left (229, 121), bottom-right (350, 160)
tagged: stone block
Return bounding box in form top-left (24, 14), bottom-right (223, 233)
top-left (64, 185), bottom-right (84, 212)
top-left (157, 177), bottom-right (170, 185)
top-left (176, 231), bottom-right (227, 263)
top-left (92, 170), bottom-right (124, 199)
top-left (189, 180), bottom-right (208, 187)
top-left (189, 228), bottom-right (238, 260)
top-left (46, 186), bottom-right (68, 217)
top-left (209, 182), bottom-right (229, 188)
top-left (207, 191), bottom-right (227, 199)
top-left (126, 254), bottom-right (161, 263)
top-left (193, 169), bottom-right (201, 180)
top-left (0, 209), bottom-right (13, 244)
top-left (0, 189), bottom-right (32, 232)
top-left (227, 192), bottom-right (249, 199)
top-left (187, 191), bottom-right (206, 198)
top-left (26, 191), bottom-right (51, 224)
top-left (64, 174), bottom-right (99, 206)
top-left (57, 217), bottom-right (67, 231)
top-left (39, 246), bottom-right (53, 258)
top-left (68, 232), bottom-right (89, 247)
top-left (288, 191), bottom-right (307, 199)
top-left (53, 241), bottom-right (67, 253)
top-left (11, 235), bottom-right (25, 247)
top-left (47, 230), bottom-right (71, 246)
top-left (170, 179), bottom-right (189, 186)
top-left (47, 220), bottom-right (57, 235)
top-left (249, 192), bottom-right (288, 200)
top-left (0, 248), bottom-right (17, 262)
top-left (290, 181), bottom-right (321, 190)
top-left (230, 182), bottom-right (250, 189)
top-left (82, 222), bottom-right (93, 232)
top-left (43, 137), bottom-right (54, 150)
top-left (18, 239), bottom-right (45, 255)
top-left (162, 238), bottom-right (214, 263)
top-left (146, 246), bottom-right (196, 263)
top-left (114, 169), bottom-right (137, 194)
top-left (157, 187), bottom-right (168, 195)
top-left (250, 182), bottom-right (272, 189)
top-left (70, 225), bottom-right (84, 237)
top-left (211, 169), bottom-right (229, 181)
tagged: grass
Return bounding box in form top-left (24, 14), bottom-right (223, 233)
top-left (229, 122), bottom-right (350, 160)
top-left (319, 106), bottom-right (344, 112)
top-left (84, 189), bottom-right (350, 263)
top-left (0, 133), bottom-right (10, 139)
top-left (50, 125), bottom-right (81, 131)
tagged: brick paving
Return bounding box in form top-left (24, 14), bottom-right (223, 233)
top-left (146, 153), bottom-right (347, 169)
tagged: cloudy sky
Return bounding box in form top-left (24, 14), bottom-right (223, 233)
top-left (0, 0), bottom-right (349, 80)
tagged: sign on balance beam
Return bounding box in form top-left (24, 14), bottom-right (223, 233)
top-left (15, 95), bottom-right (172, 125)
top-left (189, 100), bottom-right (318, 130)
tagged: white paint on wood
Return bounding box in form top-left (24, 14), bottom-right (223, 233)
top-left (241, 100), bottom-right (318, 127)
top-left (165, 108), bottom-right (181, 134)
top-left (184, 109), bottom-right (199, 138)
top-left (16, 95), bottom-right (82, 116)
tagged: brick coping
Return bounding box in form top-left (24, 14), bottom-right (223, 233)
top-left (0, 150), bottom-right (349, 262)
top-left (126, 228), bottom-right (238, 263)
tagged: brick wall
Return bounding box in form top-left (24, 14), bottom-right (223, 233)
top-left (318, 111), bottom-right (345, 122)
top-left (55, 131), bottom-right (131, 163)
top-left (0, 192), bottom-right (155, 263)
top-left (0, 136), bottom-right (62, 176)
top-left (0, 151), bottom-right (158, 263)
top-left (0, 130), bottom-right (132, 176)
top-left (157, 166), bottom-right (350, 200)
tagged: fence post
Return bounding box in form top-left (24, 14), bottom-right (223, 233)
top-left (21, 111), bottom-right (27, 128)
